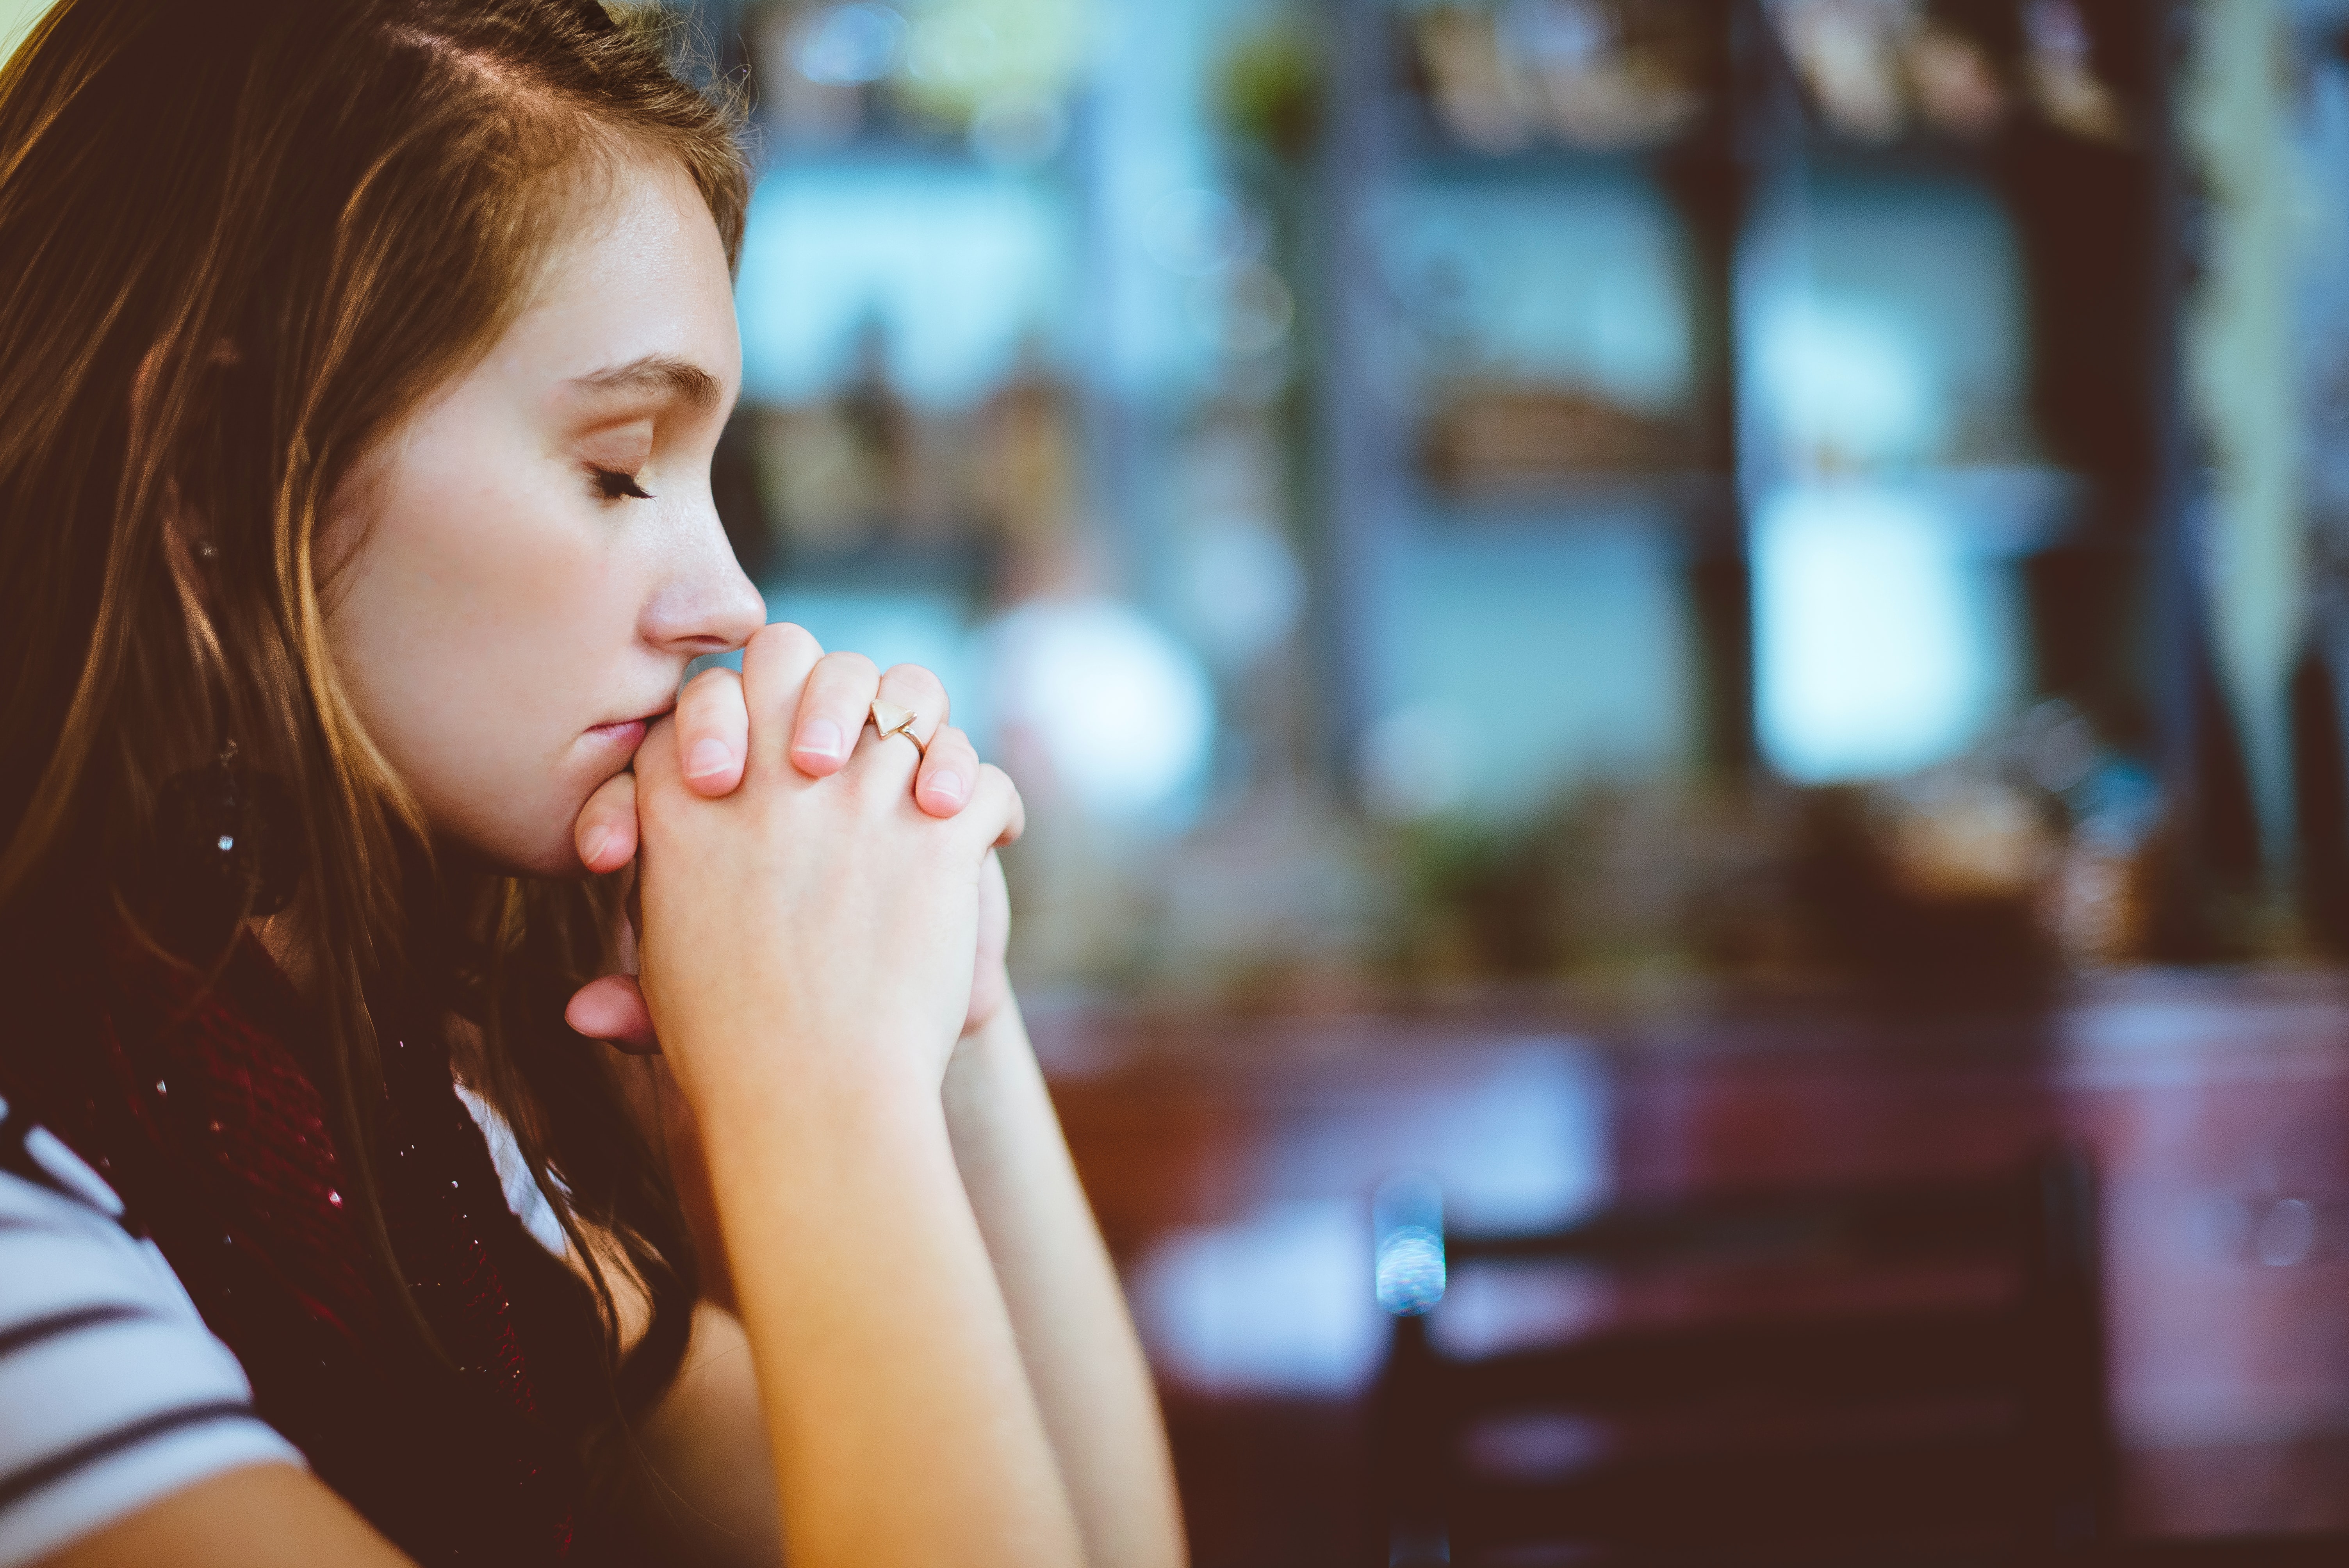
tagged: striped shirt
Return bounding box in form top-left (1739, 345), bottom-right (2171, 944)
top-left (0, 1081), bottom-right (569, 1563)
top-left (0, 1091), bottom-right (304, 1564)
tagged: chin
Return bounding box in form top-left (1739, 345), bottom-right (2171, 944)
top-left (426, 761), bottom-right (615, 880)
top-left (438, 835), bottom-right (588, 882)
top-left (516, 814), bottom-right (600, 880)
top-left (521, 845), bottom-right (599, 881)
top-left (435, 805), bottom-right (594, 882)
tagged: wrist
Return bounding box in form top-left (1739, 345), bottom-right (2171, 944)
top-left (943, 993), bottom-right (1032, 1131)
top-left (668, 1008), bottom-right (938, 1135)
top-left (695, 1047), bottom-right (960, 1258)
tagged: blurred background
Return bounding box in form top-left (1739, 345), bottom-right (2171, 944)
top-left (497, 0), bottom-right (2349, 1559)
top-left (646, 3), bottom-right (2349, 1554)
top-left (20, 0), bottom-right (2349, 1559)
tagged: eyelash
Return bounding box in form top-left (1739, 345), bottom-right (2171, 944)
top-left (592, 467), bottom-right (653, 502)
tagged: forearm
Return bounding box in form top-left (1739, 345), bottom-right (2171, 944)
top-left (690, 1038), bottom-right (1084, 1568)
top-left (943, 997), bottom-right (1188, 1568)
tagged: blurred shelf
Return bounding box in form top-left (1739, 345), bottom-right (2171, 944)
top-left (1391, 130), bottom-right (1710, 185)
top-left (1397, 467), bottom-right (2085, 556)
top-left (1790, 123), bottom-right (2143, 185)
top-left (1406, 470), bottom-right (1736, 538)
top-left (1793, 130), bottom-right (2008, 180)
top-left (1748, 465), bottom-right (2091, 559)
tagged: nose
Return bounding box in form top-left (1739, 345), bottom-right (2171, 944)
top-left (643, 488), bottom-right (766, 657)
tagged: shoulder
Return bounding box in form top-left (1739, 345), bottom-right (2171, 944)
top-left (0, 1095), bottom-right (303, 1568)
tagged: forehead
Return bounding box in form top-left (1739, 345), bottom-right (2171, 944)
top-left (501, 151), bottom-right (741, 394)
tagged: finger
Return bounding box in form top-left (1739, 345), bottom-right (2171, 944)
top-left (962, 849), bottom-right (1011, 1037)
top-left (844, 660), bottom-right (950, 799)
top-left (565, 972), bottom-right (660, 1055)
top-left (962, 763), bottom-right (1027, 849)
top-left (674, 666), bottom-right (748, 797)
top-left (874, 660), bottom-right (950, 767)
top-left (635, 711), bottom-right (684, 801)
top-left (916, 723), bottom-right (978, 818)
top-left (875, 662), bottom-right (950, 747)
top-left (741, 622), bottom-right (824, 775)
top-left (789, 649), bottom-right (881, 777)
top-left (575, 769), bottom-right (638, 873)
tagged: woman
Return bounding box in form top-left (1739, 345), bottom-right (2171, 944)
top-left (0, 2), bottom-right (1184, 1565)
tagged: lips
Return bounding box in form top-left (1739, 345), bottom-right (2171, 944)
top-left (585, 702), bottom-right (672, 752)
top-left (585, 718), bottom-right (647, 747)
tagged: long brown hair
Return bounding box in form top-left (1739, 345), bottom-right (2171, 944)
top-left (0, 0), bottom-right (746, 1441)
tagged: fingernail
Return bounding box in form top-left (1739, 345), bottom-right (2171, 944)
top-left (926, 770), bottom-right (965, 806)
top-left (797, 718), bottom-right (844, 762)
top-left (686, 738), bottom-right (733, 779)
top-left (582, 827), bottom-right (611, 866)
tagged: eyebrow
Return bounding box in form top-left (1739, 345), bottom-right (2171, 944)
top-left (567, 354), bottom-right (723, 412)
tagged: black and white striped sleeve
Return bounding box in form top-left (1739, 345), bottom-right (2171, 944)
top-left (0, 1096), bottom-right (303, 1568)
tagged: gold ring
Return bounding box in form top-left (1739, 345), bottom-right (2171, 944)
top-left (868, 699), bottom-right (926, 756)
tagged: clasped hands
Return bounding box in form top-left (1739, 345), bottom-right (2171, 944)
top-left (561, 622), bottom-right (1019, 1082)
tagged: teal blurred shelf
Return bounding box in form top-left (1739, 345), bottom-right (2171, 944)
top-left (1407, 471), bottom-right (1735, 535)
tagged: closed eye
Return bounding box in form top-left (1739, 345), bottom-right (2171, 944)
top-left (592, 467), bottom-right (653, 501)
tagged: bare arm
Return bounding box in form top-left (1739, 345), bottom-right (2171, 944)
top-left (690, 1046), bottom-right (1080, 1568)
top-left (577, 637), bottom-right (1173, 1566)
top-left (36, 1465), bottom-right (410, 1568)
top-left (943, 994), bottom-right (1188, 1568)
top-left (632, 626), bottom-right (1084, 1568)
top-left (604, 1299), bottom-right (782, 1568)
top-left (609, 1002), bottom-right (1185, 1568)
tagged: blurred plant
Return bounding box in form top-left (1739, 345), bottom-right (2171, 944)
top-left (753, 0), bottom-right (1092, 159)
top-left (1382, 782), bottom-right (1801, 987)
top-left (1218, 21), bottom-right (1323, 162)
top-left (1365, 700), bottom-right (2201, 1001)
top-left (1391, 816), bottom-right (1577, 980)
top-left (892, 0), bottom-right (1092, 136)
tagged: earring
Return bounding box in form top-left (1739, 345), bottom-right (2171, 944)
top-left (154, 739), bottom-right (302, 945)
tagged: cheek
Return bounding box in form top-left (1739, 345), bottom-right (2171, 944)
top-left (325, 451), bottom-right (643, 866)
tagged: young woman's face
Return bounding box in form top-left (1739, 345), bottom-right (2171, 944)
top-left (323, 153), bottom-right (764, 878)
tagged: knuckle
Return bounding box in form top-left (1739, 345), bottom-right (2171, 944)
top-left (820, 649), bottom-right (880, 686)
top-left (886, 663), bottom-right (948, 702)
top-left (679, 665), bottom-right (738, 712)
top-left (751, 620), bottom-right (820, 661)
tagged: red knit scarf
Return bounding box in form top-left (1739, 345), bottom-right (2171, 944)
top-left (5, 935), bottom-right (606, 1564)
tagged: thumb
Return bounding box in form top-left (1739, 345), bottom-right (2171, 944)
top-left (565, 971), bottom-right (661, 1055)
